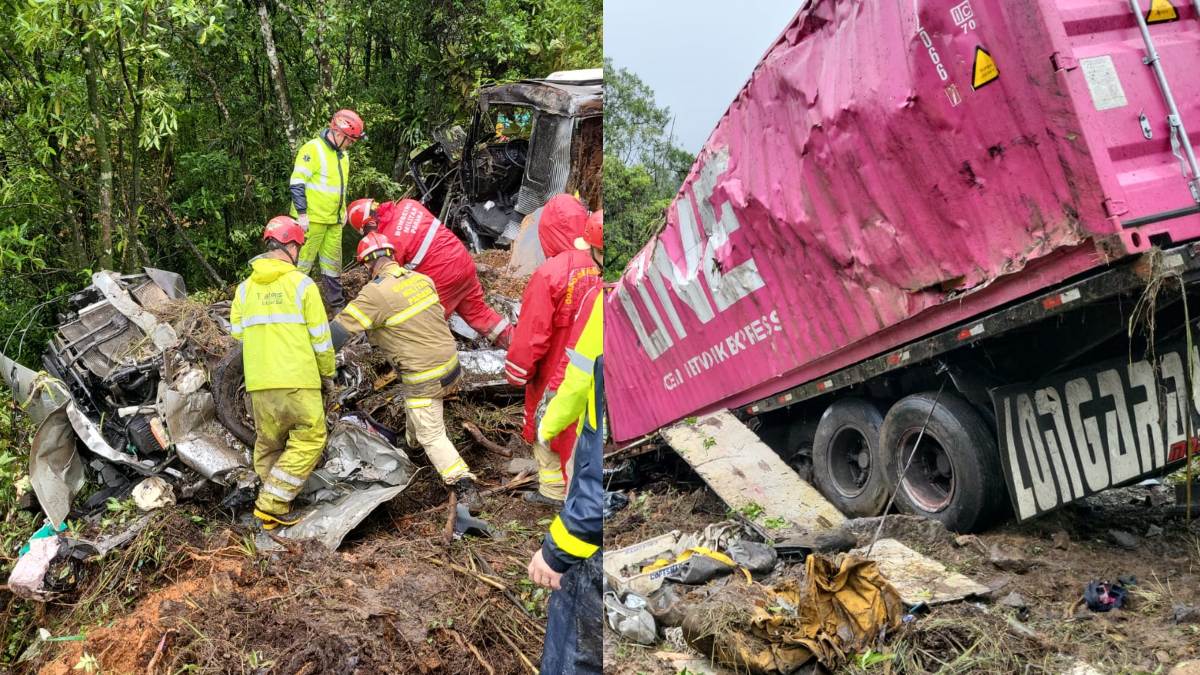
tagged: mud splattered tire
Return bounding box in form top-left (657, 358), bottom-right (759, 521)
top-left (212, 344), bottom-right (256, 447)
top-left (880, 391), bottom-right (1007, 532)
top-left (812, 398), bottom-right (890, 517)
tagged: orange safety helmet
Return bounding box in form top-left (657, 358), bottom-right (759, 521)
top-left (583, 209), bottom-right (603, 250)
top-left (356, 232), bottom-right (395, 262)
top-left (347, 198), bottom-right (378, 234)
top-left (329, 109), bottom-right (365, 140)
top-left (263, 216), bottom-right (305, 246)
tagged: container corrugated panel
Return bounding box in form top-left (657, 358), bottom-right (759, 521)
top-left (606, 0), bottom-right (1200, 441)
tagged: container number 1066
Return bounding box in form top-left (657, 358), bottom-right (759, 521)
top-left (918, 27), bottom-right (949, 81)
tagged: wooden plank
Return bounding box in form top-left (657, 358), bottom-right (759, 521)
top-left (661, 411), bottom-right (845, 538)
top-left (852, 538), bottom-right (989, 605)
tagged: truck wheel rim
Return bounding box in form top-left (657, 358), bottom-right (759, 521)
top-left (898, 429), bottom-right (955, 512)
top-left (828, 426), bottom-right (871, 498)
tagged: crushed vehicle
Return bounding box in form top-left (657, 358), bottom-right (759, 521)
top-left (2, 266), bottom-right (522, 597)
top-left (606, 0), bottom-right (1200, 532)
top-left (408, 68), bottom-right (602, 253)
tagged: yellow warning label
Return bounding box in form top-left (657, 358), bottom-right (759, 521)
top-left (972, 46), bottom-right (999, 90)
top-left (1146, 0), bottom-right (1178, 23)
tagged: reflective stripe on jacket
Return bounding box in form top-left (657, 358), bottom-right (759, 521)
top-left (332, 262), bottom-right (460, 397)
top-left (541, 348), bottom-right (605, 573)
top-left (230, 256), bottom-right (335, 391)
top-left (289, 130), bottom-right (349, 224)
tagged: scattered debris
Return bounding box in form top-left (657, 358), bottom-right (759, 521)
top-left (987, 542), bottom-right (1040, 574)
top-left (1083, 580), bottom-right (1128, 612)
top-left (1108, 529), bottom-right (1139, 550)
top-left (7, 536), bottom-right (65, 601)
top-left (850, 538), bottom-right (988, 605)
top-left (602, 490), bottom-right (630, 519)
top-left (680, 554), bottom-right (903, 673)
top-left (1172, 604), bottom-right (1200, 624)
top-left (604, 591), bottom-right (657, 645)
top-left (660, 411), bottom-right (845, 541)
top-left (999, 591), bottom-right (1028, 610)
top-left (131, 476), bottom-right (175, 511)
top-left (452, 503), bottom-right (499, 539)
top-left (1051, 529), bottom-right (1071, 549)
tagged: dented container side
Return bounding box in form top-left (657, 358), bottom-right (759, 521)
top-left (605, 0), bottom-right (1200, 441)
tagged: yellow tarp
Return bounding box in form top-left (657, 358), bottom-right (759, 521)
top-left (683, 553), bottom-right (904, 673)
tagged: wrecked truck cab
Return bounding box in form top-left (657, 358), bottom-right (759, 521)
top-left (40, 270), bottom-right (187, 472)
top-left (410, 68), bottom-right (602, 251)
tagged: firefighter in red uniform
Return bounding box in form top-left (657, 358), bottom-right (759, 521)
top-left (346, 198), bottom-right (513, 347)
top-left (505, 194), bottom-right (601, 506)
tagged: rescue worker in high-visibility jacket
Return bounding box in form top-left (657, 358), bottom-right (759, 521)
top-left (230, 216), bottom-right (336, 530)
top-left (505, 195), bottom-right (601, 506)
top-left (289, 109), bottom-right (364, 311)
top-left (527, 283), bottom-right (604, 674)
top-left (345, 197), bottom-right (513, 347)
top-left (330, 233), bottom-right (482, 508)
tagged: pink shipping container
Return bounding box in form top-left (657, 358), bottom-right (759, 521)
top-left (606, 0), bottom-right (1200, 443)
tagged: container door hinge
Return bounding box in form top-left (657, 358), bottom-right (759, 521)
top-left (1051, 52), bottom-right (1078, 71)
top-left (1131, 0), bottom-right (1200, 205)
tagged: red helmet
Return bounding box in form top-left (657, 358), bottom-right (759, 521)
top-left (263, 216), bottom-right (305, 246)
top-left (356, 232), bottom-right (395, 262)
top-left (583, 209), bottom-right (603, 250)
top-left (347, 198), bottom-right (378, 234)
top-left (330, 109), bottom-right (365, 140)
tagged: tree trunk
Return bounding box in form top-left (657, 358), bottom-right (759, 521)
top-left (364, 33), bottom-right (371, 86)
top-left (81, 20), bottom-right (114, 270)
top-left (256, 1), bottom-right (299, 150)
top-left (115, 14), bottom-right (148, 269)
top-left (160, 202), bottom-right (226, 287)
top-left (314, 0), bottom-right (333, 93)
top-left (33, 49), bottom-right (88, 267)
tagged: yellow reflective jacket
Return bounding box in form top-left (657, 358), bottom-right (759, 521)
top-left (230, 257), bottom-right (335, 391)
top-left (538, 287), bottom-right (603, 443)
top-left (289, 131), bottom-right (349, 225)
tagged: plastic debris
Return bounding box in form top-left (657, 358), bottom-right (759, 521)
top-left (604, 591), bottom-right (657, 645)
top-left (1084, 580), bottom-right (1127, 612)
top-left (132, 476), bottom-right (176, 511)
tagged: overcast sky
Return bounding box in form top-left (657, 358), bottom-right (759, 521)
top-left (604, 1), bottom-right (803, 154)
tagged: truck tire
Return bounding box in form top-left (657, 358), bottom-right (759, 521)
top-left (880, 392), bottom-right (1007, 532)
top-left (812, 398), bottom-right (890, 517)
top-left (212, 345), bottom-right (256, 447)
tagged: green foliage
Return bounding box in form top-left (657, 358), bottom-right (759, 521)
top-left (0, 0), bottom-right (601, 364)
top-left (0, 386), bottom-right (39, 664)
top-left (737, 501), bottom-right (765, 520)
top-left (602, 59), bottom-right (694, 279)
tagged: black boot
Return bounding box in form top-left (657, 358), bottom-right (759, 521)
top-left (453, 478), bottom-right (481, 510)
top-left (522, 491), bottom-right (564, 508)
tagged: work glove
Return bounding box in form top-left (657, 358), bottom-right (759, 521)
top-left (321, 376), bottom-right (336, 399)
top-left (533, 424), bottom-right (552, 454)
top-left (297, 213), bottom-right (310, 232)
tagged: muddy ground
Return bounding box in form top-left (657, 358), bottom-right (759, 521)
top-left (603, 449), bottom-right (1200, 675)
top-left (10, 413), bottom-right (558, 675)
top-left (0, 251), bottom-right (553, 674)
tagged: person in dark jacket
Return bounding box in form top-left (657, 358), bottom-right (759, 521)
top-left (527, 286), bottom-right (604, 674)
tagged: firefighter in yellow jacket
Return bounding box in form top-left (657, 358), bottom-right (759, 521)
top-left (230, 216), bottom-right (336, 529)
top-left (289, 109), bottom-right (364, 310)
top-left (330, 233), bottom-right (481, 508)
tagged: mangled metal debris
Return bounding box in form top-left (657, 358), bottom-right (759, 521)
top-left (257, 418), bottom-right (417, 551)
top-left (3, 264), bottom-right (527, 600)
